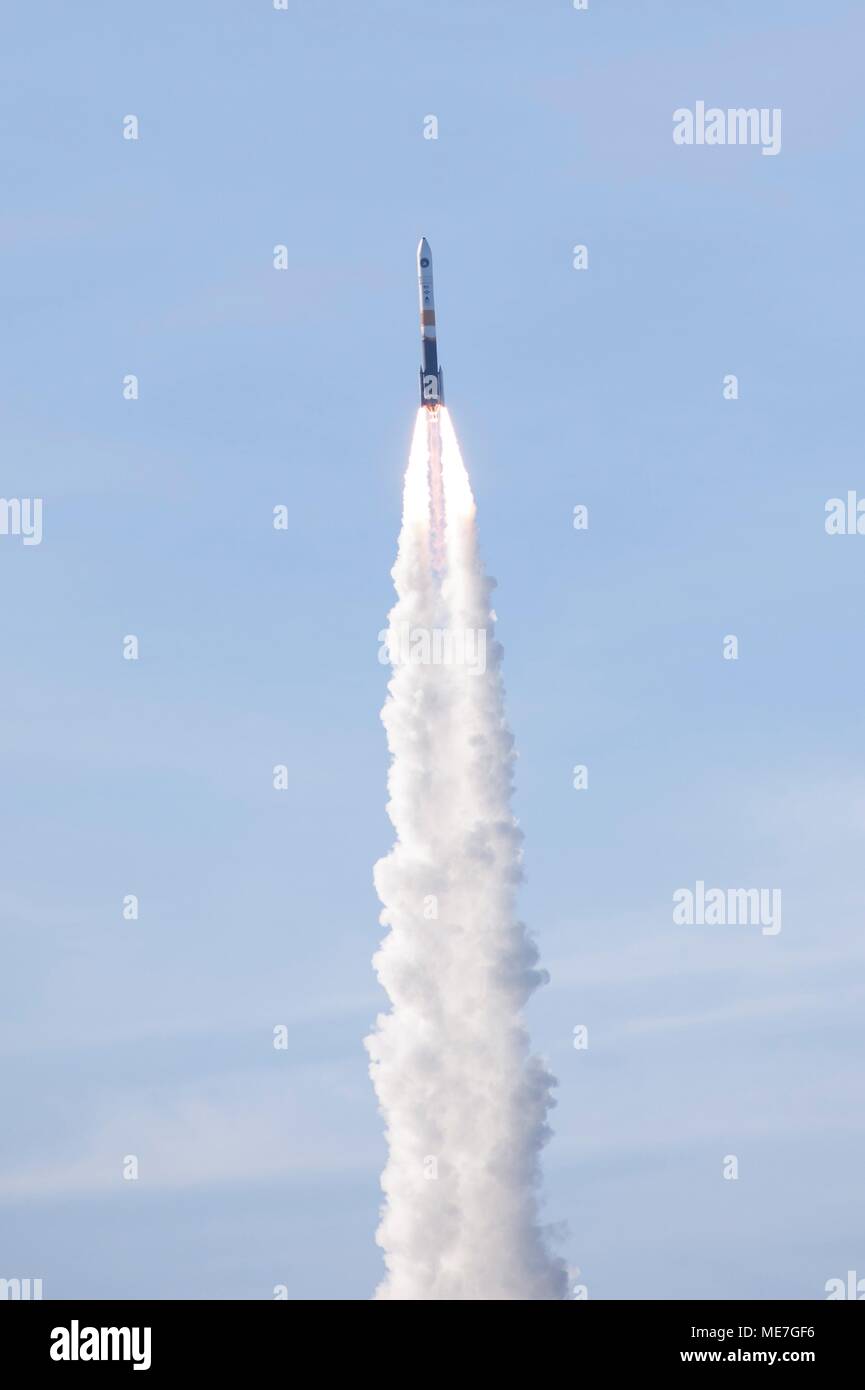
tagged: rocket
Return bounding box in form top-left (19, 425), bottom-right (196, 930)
top-left (417, 237), bottom-right (444, 408)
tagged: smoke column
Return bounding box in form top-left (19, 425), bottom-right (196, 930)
top-left (366, 408), bottom-right (567, 1301)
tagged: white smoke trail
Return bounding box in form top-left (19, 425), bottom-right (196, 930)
top-left (366, 408), bottom-right (567, 1301)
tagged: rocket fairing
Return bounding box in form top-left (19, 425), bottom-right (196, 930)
top-left (417, 237), bottom-right (445, 408)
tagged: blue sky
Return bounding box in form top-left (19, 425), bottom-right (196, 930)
top-left (1, 0), bottom-right (863, 1298)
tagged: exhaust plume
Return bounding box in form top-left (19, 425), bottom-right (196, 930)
top-left (366, 408), bottom-right (567, 1301)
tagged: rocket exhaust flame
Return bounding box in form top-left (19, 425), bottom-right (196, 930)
top-left (366, 402), bottom-right (567, 1300)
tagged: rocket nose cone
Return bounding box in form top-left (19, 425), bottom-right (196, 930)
top-left (417, 237), bottom-right (430, 262)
